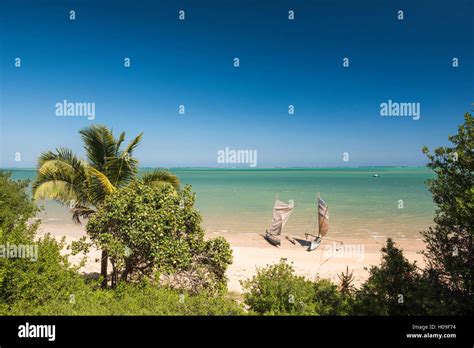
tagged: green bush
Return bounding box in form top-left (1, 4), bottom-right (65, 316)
top-left (0, 171), bottom-right (242, 316)
top-left (353, 239), bottom-right (425, 315)
top-left (241, 259), bottom-right (351, 315)
top-left (84, 182), bottom-right (232, 293)
top-left (2, 281), bottom-right (244, 316)
top-left (421, 112), bottom-right (474, 314)
top-left (0, 171), bottom-right (86, 309)
top-left (0, 171), bottom-right (38, 230)
top-left (0, 232), bottom-right (86, 308)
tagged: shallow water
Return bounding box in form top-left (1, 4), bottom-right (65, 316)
top-left (6, 167), bottom-right (435, 240)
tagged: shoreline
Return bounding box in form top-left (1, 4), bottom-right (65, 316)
top-left (37, 223), bottom-right (426, 293)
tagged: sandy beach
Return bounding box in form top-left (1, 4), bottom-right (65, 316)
top-left (37, 223), bottom-right (426, 293)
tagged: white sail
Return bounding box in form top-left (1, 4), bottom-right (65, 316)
top-left (267, 199), bottom-right (295, 237)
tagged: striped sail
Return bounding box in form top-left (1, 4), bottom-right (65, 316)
top-left (318, 196), bottom-right (329, 237)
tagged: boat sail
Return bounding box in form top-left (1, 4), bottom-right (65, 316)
top-left (306, 195), bottom-right (329, 251)
top-left (264, 199), bottom-right (295, 247)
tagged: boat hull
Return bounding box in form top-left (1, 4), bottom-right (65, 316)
top-left (264, 232), bottom-right (281, 247)
top-left (308, 236), bottom-right (322, 252)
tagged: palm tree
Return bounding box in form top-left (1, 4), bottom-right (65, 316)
top-left (32, 125), bottom-right (180, 286)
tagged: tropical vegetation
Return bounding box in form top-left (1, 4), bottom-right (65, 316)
top-left (0, 111), bottom-right (472, 315)
top-left (32, 125), bottom-right (180, 286)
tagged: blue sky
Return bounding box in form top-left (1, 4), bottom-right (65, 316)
top-left (1, 0), bottom-right (473, 168)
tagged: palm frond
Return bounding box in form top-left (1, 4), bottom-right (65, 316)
top-left (79, 125), bottom-right (118, 170)
top-left (87, 167), bottom-right (117, 194)
top-left (122, 132), bottom-right (143, 156)
top-left (116, 131), bottom-right (126, 152)
top-left (105, 132), bottom-right (142, 187)
top-left (105, 156), bottom-right (139, 187)
top-left (33, 148), bottom-right (89, 206)
top-left (141, 170), bottom-right (180, 190)
top-left (37, 148), bottom-right (87, 176)
top-left (33, 180), bottom-right (79, 202)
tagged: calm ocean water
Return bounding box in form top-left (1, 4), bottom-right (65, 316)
top-left (6, 167), bottom-right (435, 240)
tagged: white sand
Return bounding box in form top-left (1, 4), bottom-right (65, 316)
top-left (37, 223), bottom-right (426, 293)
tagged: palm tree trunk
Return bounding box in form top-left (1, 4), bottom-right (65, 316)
top-left (100, 250), bottom-right (108, 288)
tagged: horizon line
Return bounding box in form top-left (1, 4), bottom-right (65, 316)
top-left (0, 165), bottom-right (429, 171)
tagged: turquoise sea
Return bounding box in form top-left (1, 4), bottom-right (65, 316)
top-left (6, 167), bottom-right (435, 240)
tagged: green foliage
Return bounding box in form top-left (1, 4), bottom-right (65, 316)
top-left (85, 182), bottom-right (232, 293)
top-left (241, 259), bottom-right (351, 315)
top-left (0, 172), bottom-right (38, 230)
top-left (1, 281), bottom-right (244, 316)
top-left (163, 236), bottom-right (234, 295)
top-left (32, 125), bottom-right (181, 285)
top-left (141, 170), bottom-right (180, 190)
top-left (4, 114), bottom-right (470, 316)
top-left (32, 125), bottom-right (181, 224)
top-left (0, 232), bottom-right (85, 308)
top-left (32, 126), bottom-right (145, 222)
top-left (0, 172), bottom-right (85, 309)
top-left (338, 266), bottom-right (356, 296)
top-left (200, 237), bottom-right (233, 289)
top-left (422, 112), bottom-right (473, 230)
top-left (421, 112), bottom-right (474, 314)
top-left (353, 239), bottom-right (424, 315)
top-left (0, 172), bottom-right (241, 315)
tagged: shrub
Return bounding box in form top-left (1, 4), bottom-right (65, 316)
top-left (0, 171), bottom-right (38, 230)
top-left (1, 281), bottom-right (244, 316)
top-left (161, 236), bottom-right (233, 295)
top-left (84, 182), bottom-right (232, 293)
top-left (421, 112), bottom-right (474, 314)
top-left (353, 239), bottom-right (425, 315)
top-left (0, 172), bottom-right (86, 309)
top-left (241, 259), bottom-right (351, 315)
top-left (0, 232), bottom-right (86, 308)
